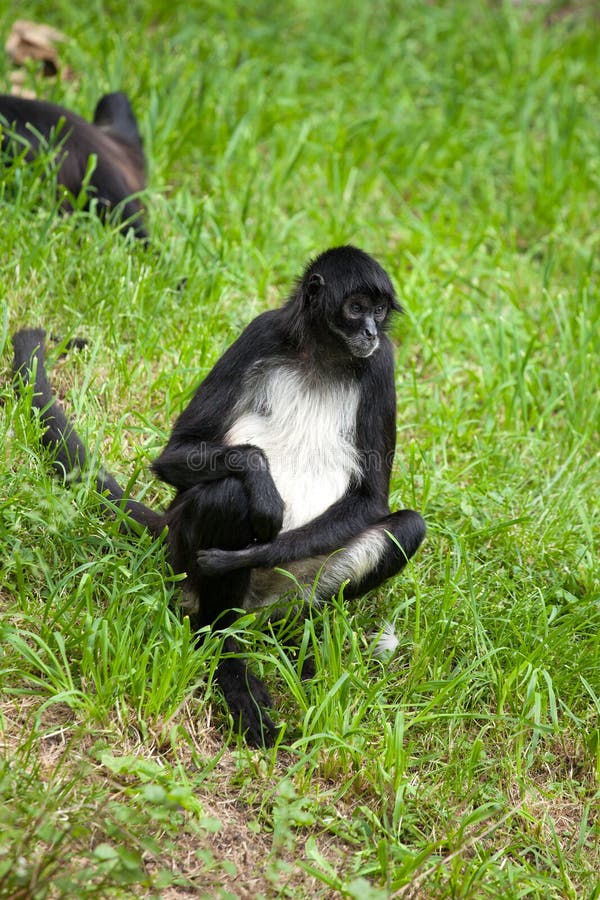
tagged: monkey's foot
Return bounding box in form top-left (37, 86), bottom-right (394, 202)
top-left (216, 658), bottom-right (280, 747)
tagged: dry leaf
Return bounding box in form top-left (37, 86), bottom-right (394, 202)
top-left (5, 19), bottom-right (67, 77)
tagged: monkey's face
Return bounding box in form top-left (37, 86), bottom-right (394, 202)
top-left (329, 294), bottom-right (390, 358)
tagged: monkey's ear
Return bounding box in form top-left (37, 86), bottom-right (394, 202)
top-left (307, 273), bottom-right (325, 299)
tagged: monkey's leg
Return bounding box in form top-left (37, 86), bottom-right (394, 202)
top-left (167, 479), bottom-right (280, 747)
top-left (273, 510), bottom-right (425, 678)
top-left (312, 509), bottom-right (426, 602)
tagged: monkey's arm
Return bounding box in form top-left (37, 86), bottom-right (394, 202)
top-left (152, 309), bottom-right (283, 495)
top-left (153, 440), bottom-right (268, 489)
top-left (196, 488), bottom-right (384, 574)
top-left (153, 440), bottom-right (284, 542)
top-left (153, 312), bottom-right (288, 539)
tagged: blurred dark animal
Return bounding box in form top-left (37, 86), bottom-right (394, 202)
top-left (0, 91), bottom-right (147, 239)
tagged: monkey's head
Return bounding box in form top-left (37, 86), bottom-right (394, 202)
top-left (298, 245), bottom-right (402, 359)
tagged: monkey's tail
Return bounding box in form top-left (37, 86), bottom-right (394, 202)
top-left (12, 328), bottom-right (165, 536)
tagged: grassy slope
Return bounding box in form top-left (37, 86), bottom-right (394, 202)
top-left (0, 0), bottom-right (598, 897)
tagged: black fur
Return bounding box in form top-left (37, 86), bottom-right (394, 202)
top-left (0, 91), bottom-right (147, 239)
top-left (12, 246), bottom-right (426, 746)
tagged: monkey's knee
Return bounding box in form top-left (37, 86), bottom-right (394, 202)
top-left (386, 509), bottom-right (426, 563)
top-left (331, 511), bottom-right (425, 600)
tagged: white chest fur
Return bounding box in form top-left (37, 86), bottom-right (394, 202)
top-left (225, 364), bottom-right (361, 531)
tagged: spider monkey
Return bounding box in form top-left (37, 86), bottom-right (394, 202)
top-left (0, 91), bottom-right (147, 239)
top-left (12, 245), bottom-right (426, 746)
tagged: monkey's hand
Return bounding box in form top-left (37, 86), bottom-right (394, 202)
top-left (244, 469), bottom-right (284, 542)
top-left (197, 544), bottom-right (268, 575)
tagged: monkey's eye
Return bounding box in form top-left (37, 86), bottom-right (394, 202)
top-left (347, 301), bottom-right (363, 316)
top-left (373, 304), bottom-right (386, 319)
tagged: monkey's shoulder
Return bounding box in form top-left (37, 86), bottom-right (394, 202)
top-left (174, 311), bottom-right (289, 437)
top-left (201, 310), bottom-right (292, 381)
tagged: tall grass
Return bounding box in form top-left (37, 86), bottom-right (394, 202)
top-left (0, 0), bottom-right (598, 896)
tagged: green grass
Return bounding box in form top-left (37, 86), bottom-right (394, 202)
top-left (1, 0), bottom-right (599, 896)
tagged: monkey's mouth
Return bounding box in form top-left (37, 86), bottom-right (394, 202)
top-left (348, 337), bottom-right (380, 358)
